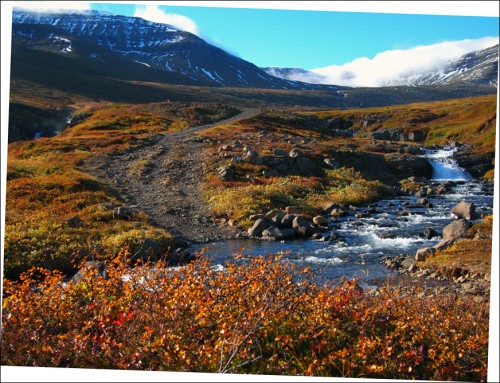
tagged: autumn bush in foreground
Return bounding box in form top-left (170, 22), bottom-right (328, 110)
top-left (1, 251), bottom-right (489, 381)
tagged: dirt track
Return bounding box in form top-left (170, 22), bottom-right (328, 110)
top-left (83, 108), bottom-right (259, 244)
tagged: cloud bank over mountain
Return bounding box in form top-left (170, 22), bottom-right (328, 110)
top-left (133, 5), bottom-right (200, 36)
top-left (290, 37), bottom-right (499, 87)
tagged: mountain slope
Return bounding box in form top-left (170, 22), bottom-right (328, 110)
top-left (11, 9), bottom-right (330, 90)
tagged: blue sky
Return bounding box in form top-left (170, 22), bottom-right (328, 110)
top-left (88, 2), bottom-right (499, 70)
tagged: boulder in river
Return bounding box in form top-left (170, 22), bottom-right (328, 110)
top-left (451, 201), bottom-right (477, 220)
top-left (262, 227), bottom-right (296, 240)
top-left (248, 218), bottom-right (273, 237)
top-left (313, 216), bottom-right (329, 226)
top-left (292, 216), bottom-right (315, 237)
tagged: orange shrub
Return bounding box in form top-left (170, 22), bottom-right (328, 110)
top-left (1, 251), bottom-right (489, 381)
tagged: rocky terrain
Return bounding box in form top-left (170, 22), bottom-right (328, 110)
top-left (82, 108), bottom-right (259, 244)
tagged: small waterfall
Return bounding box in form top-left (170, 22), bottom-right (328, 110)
top-left (424, 147), bottom-right (472, 181)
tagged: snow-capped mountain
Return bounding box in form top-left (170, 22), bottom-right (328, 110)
top-left (11, 9), bottom-right (329, 90)
top-left (263, 45), bottom-right (498, 88)
top-left (381, 44), bottom-right (498, 87)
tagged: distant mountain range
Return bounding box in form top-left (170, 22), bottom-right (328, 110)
top-left (263, 44), bottom-right (499, 88)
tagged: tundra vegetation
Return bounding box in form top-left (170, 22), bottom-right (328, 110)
top-left (2, 94), bottom-right (496, 381)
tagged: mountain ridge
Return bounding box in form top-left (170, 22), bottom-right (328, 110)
top-left (264, 44), bottom-right (499, 88)
top-left (12, 9), bottom-right (333, 90)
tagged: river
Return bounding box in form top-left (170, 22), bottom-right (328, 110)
top-left (193, 147), bottom-right (494, 287)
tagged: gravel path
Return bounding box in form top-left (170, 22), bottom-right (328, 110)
top-left (83, 108), bottom-right (259, 244)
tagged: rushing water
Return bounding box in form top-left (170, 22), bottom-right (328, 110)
top-left (193, 148), bottom-right (494, 287)
top-left (424, 147), bottom-right (472, 181)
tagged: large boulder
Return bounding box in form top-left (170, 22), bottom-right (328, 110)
top-left (313, 216), bottom-right (329, 226)
top-left (280, 214), bottom-right (296, 228)
top-left (327, 150), bottom-right (394, 181)
top-left (248, 218), bottom-right (273, 237)
top-left (244, 149), bottom-right (259, 162)
top-left (442, 219), bottom-right (471, 240)
top-left (265, 209), bottom-right (287, 222)
top-left (451, 201), bottom-right (477, 220)
top-left (262, 227), bottom-right (296, 240)
top-left (292, 216), bottom-right (315, 237)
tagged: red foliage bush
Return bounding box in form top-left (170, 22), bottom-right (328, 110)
top-left (1, 251), bottom-right (489, 381)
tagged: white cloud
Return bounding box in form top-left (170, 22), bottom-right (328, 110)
top-left (13, 1), bottom-right (90, 12)
top-left (134, 5), bottom-right (199, 35)
top-left (290, 37), bottom-right (499, 87)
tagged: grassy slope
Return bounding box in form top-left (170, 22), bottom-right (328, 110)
top-left (303, 94), bottom-right (497, 156)
top-left (4, 102), bottom-right (239, 279)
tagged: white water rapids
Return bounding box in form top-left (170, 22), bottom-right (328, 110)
top-left (425, 147), bottom-right (472, 181)
top-left (193, 147), bottom-right (493, 286)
